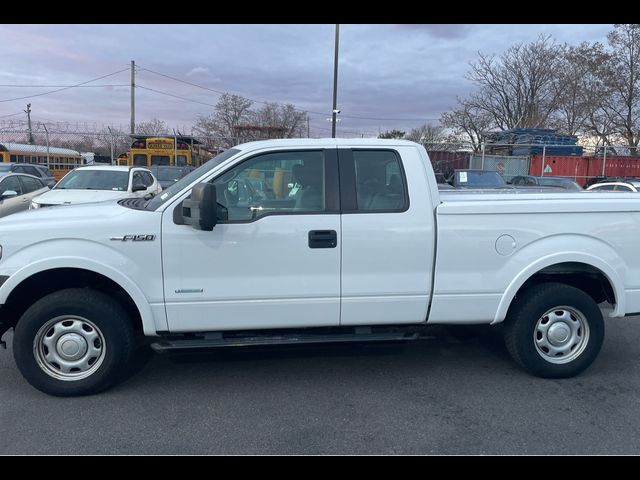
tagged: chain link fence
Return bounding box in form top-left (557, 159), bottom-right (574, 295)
top-left (2, 123), bottom-right (640, 188)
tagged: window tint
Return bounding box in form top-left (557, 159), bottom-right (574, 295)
top-left (212, 150), bottom-right (325, 221)
top-left (151, 155), bottom-right (170, 166)
top-left (141, 171), bottom-right (154, 187)
top-left (353, 150), bottom-right (407, 212)
top-left (19, 175), bottom-right (44, 193)
top-left (593, 184), bottom-right (615, 191)
top-left (0, 176), bottom-right (23, 195)
top-left (22, 165), bottom-right (39, 176)
top-left (133, 154), bottom-right (147, 166)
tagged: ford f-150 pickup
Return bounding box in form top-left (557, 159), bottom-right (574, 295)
top-left (0, 139), bottom-right (636, 396)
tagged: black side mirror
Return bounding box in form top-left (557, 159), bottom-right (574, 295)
top-left (182, 183), bottom-right (217, 231)
top-left (132, 183), bottom-right (147, 192)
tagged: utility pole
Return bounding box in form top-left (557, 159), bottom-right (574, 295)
top-left (130, 60), bottom-right (136, 135)
top-left (307, 116), bottom-right (310, 138)
top-left (25, 103), bottom-right (34, 144)
top-left (331, 24), bottom-right (340, 139)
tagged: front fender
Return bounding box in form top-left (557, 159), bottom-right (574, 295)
top-left (0, 239), bottom-right (164, 335)
top-left (493, 234), bottom-right (626, 324)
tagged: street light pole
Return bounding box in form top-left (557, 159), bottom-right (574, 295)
top-left (331, 24), bottom-right (340, 138)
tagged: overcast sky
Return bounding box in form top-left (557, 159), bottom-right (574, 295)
top-left (0, 24), bottom-right (614, 137)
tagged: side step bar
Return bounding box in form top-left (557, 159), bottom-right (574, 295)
top-left (150, 330), bottom-right (419, 353)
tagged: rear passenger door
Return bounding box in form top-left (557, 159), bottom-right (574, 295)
top-left (338, 147), bottom-right (435, 326)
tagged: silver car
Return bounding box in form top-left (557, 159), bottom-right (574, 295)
top-left (0, 173), bottom-right (50, 218)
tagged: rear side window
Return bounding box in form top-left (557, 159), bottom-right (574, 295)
top-left (353, 150), bottom-right (407, 212)
top-left (19, 175), bottom-right (44, 193)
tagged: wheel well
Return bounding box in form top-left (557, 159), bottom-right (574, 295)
top-left (515, 262), bottom-right (615, 307)
top-left (2, 268), bottom-right (143, 331)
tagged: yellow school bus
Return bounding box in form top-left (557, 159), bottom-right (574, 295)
top-left (0, 142), bottom-right (84, 181)
top-left (119, 135), bottom-right (209, 168)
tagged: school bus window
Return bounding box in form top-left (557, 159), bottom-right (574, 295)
top-left (134, 154), bottom-right (147, 166)
top-left (151, 155), bottom-right (170, 166)
top-left (176, 155), bottom-right (187, 166)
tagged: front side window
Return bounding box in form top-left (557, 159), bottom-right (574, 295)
top-left (0, 176), bottom-right (23, 195)
top-left (213, 150), bottom-right (325, 222)
top-left (353, 150), bottom-right (407, 212)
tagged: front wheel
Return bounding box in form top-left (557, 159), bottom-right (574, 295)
top-left (503, 282), bottom-right (604, 378)
top-left (13, 288), bottom-right (135, 396)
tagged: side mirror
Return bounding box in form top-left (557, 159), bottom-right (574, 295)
top-left (182, 183), bottom-right (217, 231)
top-left (1, 190), bottom-right (17, 200)
top-left (132, 183), bottom-right (147, 192)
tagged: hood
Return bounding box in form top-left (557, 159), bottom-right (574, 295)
top-left (33, 189), bottom-right (131, 206)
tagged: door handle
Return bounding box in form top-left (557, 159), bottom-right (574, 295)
top-left (308, 230), bottom-right (337, 249)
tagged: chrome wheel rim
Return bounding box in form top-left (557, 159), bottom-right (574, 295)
top-left (534, 306), bottom-right (589, 364)
top-left (33, 316), bottom-right (106, 381)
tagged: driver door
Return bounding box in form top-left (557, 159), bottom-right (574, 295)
top-left (161, 148), bottom-right (341, 332)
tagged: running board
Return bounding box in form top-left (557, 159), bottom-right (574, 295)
top-left (150, 331), bottom-right (418, 352)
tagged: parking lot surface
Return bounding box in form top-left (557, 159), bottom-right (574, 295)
top-left (1, 318), bottom-right (640, 455)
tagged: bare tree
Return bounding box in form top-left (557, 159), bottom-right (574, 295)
top-left (252, 102), bottom-right (308, 138)
top-left (440, 101), bottom-right (494, 152)
top-left (467, 35), bottom-right (563, 130)
top-left (194, 93), bottom-right (254, 149)
top-left (136, 118), bottom-right (169, 136)
top-left (598, 24), bottom-right (640, 153)
top-left (378, 129), bottom-right (406, 139)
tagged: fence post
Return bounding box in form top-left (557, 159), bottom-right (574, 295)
top-left (602, 145), bottom-right (607, 177)
top-left (42, 122), bottom-right (50, 170)
top-left (540, 144), bottom-right (546, 176)
top-left (481, 142), bottom-right (485, 170)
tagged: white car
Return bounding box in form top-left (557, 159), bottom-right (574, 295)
top-left (30, 165), bottom-right (162, 208)
top-left (586, 181), bottom-right (640, 192)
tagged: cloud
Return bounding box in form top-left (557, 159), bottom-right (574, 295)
top-left (187, 67), bottom-right (211, 77)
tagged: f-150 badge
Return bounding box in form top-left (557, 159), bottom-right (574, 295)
top-left (110, 235), bottom-right (156, 241)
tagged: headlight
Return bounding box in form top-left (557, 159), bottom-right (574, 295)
top-left (30, 201), bottom-right (40, 209)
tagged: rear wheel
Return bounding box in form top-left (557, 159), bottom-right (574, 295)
top-left (503, 282), bottom-right (604, 378)
top-left (13, 288), bottom-right (135, 396)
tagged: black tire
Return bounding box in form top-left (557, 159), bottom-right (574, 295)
top-left (13, 288), bottom-right (135, 396)
top-left (503, 282), bottom-right (604, 378)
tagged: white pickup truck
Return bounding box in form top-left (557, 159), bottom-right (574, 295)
top-left (0, 139), bottom-right (637, 396)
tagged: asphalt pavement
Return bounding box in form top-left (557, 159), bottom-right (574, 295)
top-left (1, 318), bottom-right (640, 455)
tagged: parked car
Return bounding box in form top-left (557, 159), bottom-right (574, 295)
top-left (583, 176), bottom-right (627, 189)
top-left (30, 165), bottom-right (161, 208)
top-left (147, 165), bottom-right (194, 190)
top-left (586, 181), bottom-right (640, 192)
top-left (0, 163), bottom-right (56, 188)
top-left (0, 173), bottom-right (50, 218)
top-left (449, 169), bottom-right (510, 189)
top-left (511, 175), bottom-right (583, 191)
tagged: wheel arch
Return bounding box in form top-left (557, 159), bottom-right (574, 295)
top-left (0, 262), bottom-right (158, 336)
top-left (494, 253), bottom-right (624, 325)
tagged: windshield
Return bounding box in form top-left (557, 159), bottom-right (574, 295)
top-left (56, 170), bottom-right (129, 191)
top-left (145, 149), bottom-right (240, 210)
top-left (538, 178), bottom-right (582, 190)
top-left (457, 171), bottom-right (505, 187)
top-left (152, 166), bottom-right (184, 182)
top-left (0, 164), bottom-right (11, 172)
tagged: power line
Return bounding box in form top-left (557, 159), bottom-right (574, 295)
top-left (136, 84), bottom-right (218, 108)
top-left (0, 111), bottom-right (23, 118)
top-left (0, 84), bottom-right (129, 88)
top-left (137, 65), bottom-right (330, 117)
top-left (137, 64), bottom-right (438, 122)
top-left (0, 68), bottom-right (130, 103)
